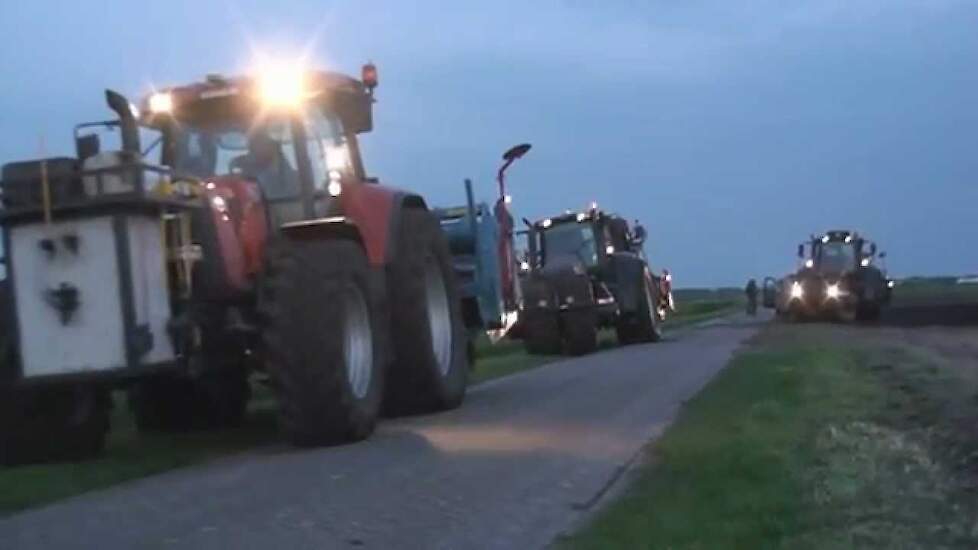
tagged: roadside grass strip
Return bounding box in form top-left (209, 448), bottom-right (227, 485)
top-left (565, 330), bottom-right (978, 549)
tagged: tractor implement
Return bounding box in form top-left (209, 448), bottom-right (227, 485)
top-left (433, 144), bottom-right (531, 345)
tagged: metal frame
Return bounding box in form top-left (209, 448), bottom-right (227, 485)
top-left (0, 161), bottom-right (200, 387)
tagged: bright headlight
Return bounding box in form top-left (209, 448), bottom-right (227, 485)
top-left (790, 281), bottom-right (804, 299)
top-left (148, 92), bottom-right (173, 114)
top-left (860, 258), bottom-right (871, 267)
top-left (211, 195), bottom-right (227, 211)
top-left (520, 261), bottom-right (530, 271)
top-left (826, 283), bottom-right (841, 299)
top-left (257, 61), bottom-right (307, 108)
top-left (541, 218), bottom-right (552, 228)
top-left (805, 259), bottom-right (814, 268)
top-left (887, 280), bottom-right (895, 289)
top-left (605, 245), bottom-right (615, 254)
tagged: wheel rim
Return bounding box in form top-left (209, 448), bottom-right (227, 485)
top-left (343, 285), bottom-right (373, 400)
top-left (424, 257), bottom-right (453, 376)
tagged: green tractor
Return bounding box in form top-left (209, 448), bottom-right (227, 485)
top-left (519, 206), bottom-right (667, 355)
top-left (764, 230), bottom-right (893, 322)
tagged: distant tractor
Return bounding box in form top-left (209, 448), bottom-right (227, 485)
top-left (434, 144), bottom-right (531, 345)
top-left (520, 207), bottom-right (666, 355)
top-left (764, 230), bottom-right (893, 322)
top-left (0, 63), bottom-right (469, 464)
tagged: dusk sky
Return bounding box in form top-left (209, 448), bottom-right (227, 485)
top-left (1, 1), bottom-right (976, 287)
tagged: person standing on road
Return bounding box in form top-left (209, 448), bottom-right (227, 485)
top-left (745, 278), bottom-right (758, 316)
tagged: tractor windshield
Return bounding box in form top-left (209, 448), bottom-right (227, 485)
top-left (816, 242), bottom-right (856, 272)
top-left (541, 222), bottom-right (599, 269)
top-left (169, 116), bottom-right (301, 200)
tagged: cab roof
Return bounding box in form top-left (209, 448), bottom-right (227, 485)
top-left (139, 70), bottom-right (371, 128)
top-left (533, 207), bottom-right (619, 229)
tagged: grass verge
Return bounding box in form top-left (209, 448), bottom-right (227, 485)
top-left (564, 327), bottom-right (978, 549)
top-left (665, 298), bottom-right (741, 328)
top-left (469, 336), bottom-right (557, 385)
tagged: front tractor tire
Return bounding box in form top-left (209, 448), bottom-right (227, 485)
top-left (524, 308), bottom-right (562, 355)
top-left (563, 309), bottom-right (598, 356)
top-left (616, 269), bottom-right (663, 345)
top-left (261, 239), bottom-right (386, 446)
top-left (385, 208), bottom-right (469, 415)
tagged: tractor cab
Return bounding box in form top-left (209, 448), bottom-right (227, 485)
top-left (799, 230), bottom-right (877, 277)
top-left (527, 206), bottom-right (643, 274)
top-left (80, 65), bottom-right (382, 301)
top-left (137, 65), bottom-right (377, 228)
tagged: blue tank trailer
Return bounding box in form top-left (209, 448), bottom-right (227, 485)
top-left (432, 144), bottom-right (531, 348)
top-left (433, 178), bottom-right (519, 340)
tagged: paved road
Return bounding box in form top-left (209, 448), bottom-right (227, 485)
top-left (1, 316), bottom-right (762, 550)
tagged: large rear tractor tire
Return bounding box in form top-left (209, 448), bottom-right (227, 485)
top-left (563, 309), bottom-right (598, 355)
top-left (0, 384), bottom-right (110, 465)
top-left (261, 238), bottom-right (386, 446)
top-left (616, 268), bottom-right (662, 344)
top-left (524, 308), bottom-right (562, 355)
top-left (385, 209), bottom-right (469, 415)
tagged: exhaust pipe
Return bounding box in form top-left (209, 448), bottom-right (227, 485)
top-left (104, 89), bottom-right (141, 154)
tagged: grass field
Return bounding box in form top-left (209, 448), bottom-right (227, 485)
top-left (564, 326), bottom-right (978, 549)
top-left (892, 279), bottom-right (978, 306)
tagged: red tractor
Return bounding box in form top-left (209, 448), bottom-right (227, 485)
top-left (0, 63), bottom-right (469, 462)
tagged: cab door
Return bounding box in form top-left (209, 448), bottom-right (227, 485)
top-left (762, 277), bottom-right (778, 308)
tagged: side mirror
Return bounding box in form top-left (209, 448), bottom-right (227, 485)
top-left (76, 134), bottom-right (101, 160)
top-left (336, 91), bottom-right (373, 134)
top-left (503, 143), bottom-right (532, 161)
top-left (870, 243), bottom-right (877, 255)
top-left (797, 244), bottom-right (804, 258)
top-left (879, 251), bottom-right (887, 259)
top-left (762, 277), bottom-right (777, 308)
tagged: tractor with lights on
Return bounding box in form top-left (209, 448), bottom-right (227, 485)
top-left (763, 230), bottom-right (893, 322)
top-left (520, 206), bottom-right (667, 355)
top-left (0, 62), bottom-right (469, 464)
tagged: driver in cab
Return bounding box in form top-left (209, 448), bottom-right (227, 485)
top-left (230, 132), bottom-right (299, 200)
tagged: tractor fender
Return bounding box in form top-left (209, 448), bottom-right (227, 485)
top-left (281, 183), bottom-right (426, 268)
top-left (607, 255), bottom-right (648, 315)
top-left (279, 216), bottom-right (365, 247)
top-left (340, 183), bottom-right (426, 267)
